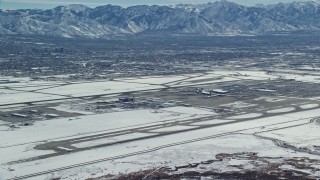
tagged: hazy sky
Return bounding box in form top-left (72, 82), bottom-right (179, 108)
top-left (0, 0), bottom-right (311, 10)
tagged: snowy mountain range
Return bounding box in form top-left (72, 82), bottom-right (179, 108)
top-left (1, 0), bottom-right (320, 38)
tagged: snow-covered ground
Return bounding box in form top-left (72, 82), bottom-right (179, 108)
top-left (0, 89), bottom-right (19, 94)
top-left (220, 101), bottom-right (257, 108)
top-left (1, 107), bottom-right (320, 179)
top-left (116, 75), bottom-right (188, 85)
top-left (161, 106), bottom-right (215, 115)
top-left (53, 104), bottom-right (95, 115)
top-left (0, 106), bottom-right (215, 147)
top-left (2, 70), bottom-right (320, 179)
top-left (259, 123), bottom-right (320, 148)
top-left (227, 113), bottom-right (263, 120)
top-left (272, 71), bottom-right (320, 83)
top-left (73, 133), bottom-right (153, 149)
top-left (254, 96), bottom-right (286, 102)
top-left (0, 78), bottom-right (64, 89)
top-left (267, 107), bottom-right (296, 114)
top-left (300, 104), bottom-right (319, 109)
top-left (150, 125), bottom-right (193, 132)
top-left (19, 132), bottom-right (320, 180)
top-left (191, 119), bottom-right (234, 126)
top-left (0, 120), bottom-right (9, 125)
top-left (256, 88), bottom-right (277, 92)
top-left (0, 70), bottom-right (293, 106)
top-left (0, 91), bottom-right (65, 105)
top-left (37, 81), bottom-right (163, 97)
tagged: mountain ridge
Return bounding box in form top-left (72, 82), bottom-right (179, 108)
top-left (1, 0), bottom-right (320, 38)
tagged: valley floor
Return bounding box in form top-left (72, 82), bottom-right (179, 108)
top-left (1, 69), bottom-right (320, 179)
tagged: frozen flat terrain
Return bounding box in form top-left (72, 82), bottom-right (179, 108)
top-left (300, 104), bottom-right (319, 109)
top-left (191, 119), bottom-right (234, 126)
top-left (266, 107), bottom-right (296, 114)
top-left (37, 81), bottom-right (164, 97)
top-left (0, 92), bottom-right (65, 105)
top-left (259, 123), bottom-right (320, 147)
top-left (227, 113), bottom-right (263, 120)
top-left (1, 107), bottom-right (319, 179)
top-left (0, 106), bottom-right (215, 147)
top-left (1, 69), bottom-right (320, 179)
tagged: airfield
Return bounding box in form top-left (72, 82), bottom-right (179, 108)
top-left (1, 69), bottom-right (320, 179)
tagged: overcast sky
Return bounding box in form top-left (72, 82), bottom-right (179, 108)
top-left (0, 0), bottom-right (311, 10)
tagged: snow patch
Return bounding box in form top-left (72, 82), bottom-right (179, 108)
top-left (300, 104), bottom-right (319, 109)
top-left (227, 113), bottom-right (262, 120)
top-left (267, 107), bottom-right (295, 114)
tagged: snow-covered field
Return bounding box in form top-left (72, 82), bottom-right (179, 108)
top-left (37, 81), bottom-right (164, 97)
top-left (259, 123), bottom-right (320, 148)
top-left (1, 107), bottom-right (320, 179)
top-left (0, 90), bottom-right (65, 105)
top-left (73, 133), bottom-right (153, 149)
top-left (117, 75), bottom-right (188, 85)
top-left (255, 96), bottom-right (286, 102)
top-left (227, 113), bottom-right (263, 120)
top-left (221, 101), bottom-right (257, 108)
top-left (39, 134), bottom-right (297, 180)
top-left (2, 70), bottom-right (320, 179)
top-left (300, 104), bottom-right (319, 109)
top-left (0, 120), bottom-right (8, 125)
top-left (267, 107), bottom-right (296, 114)
top-left (0, 106), bottom-right (215, 147)
top-left (191, 119), bottom-right (234, 126)
top-left (150, 125), bottom-right (193, 132)
top-left (0, 70), bottom-right (296, 106)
